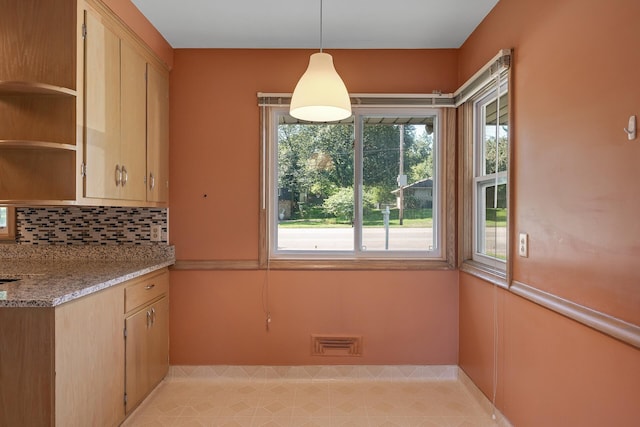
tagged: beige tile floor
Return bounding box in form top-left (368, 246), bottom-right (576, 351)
top-left (123, 368), bottom-right (505, 427)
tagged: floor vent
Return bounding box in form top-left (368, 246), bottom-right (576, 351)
top-left (311, 335), bottom-right (362, 357)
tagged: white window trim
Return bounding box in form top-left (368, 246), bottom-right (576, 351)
top-left (455, 50), bottom-right (512, 285)
top-left (473, 174), bottom-right (507, 266)
top-left (471, 79), bottom-right (509, 268)
top-left (0, 207), bottom-right (16, 241)
top-left (261, 104), bottom-right (456, 268)
top-left (269, 106), bottom-right (443, 260)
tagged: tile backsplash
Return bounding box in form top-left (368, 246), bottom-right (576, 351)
top-left (15, 207), bottom-right (167, 245)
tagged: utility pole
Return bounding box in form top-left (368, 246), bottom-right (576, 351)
top-left (398, 125), bottom-right (405, 225)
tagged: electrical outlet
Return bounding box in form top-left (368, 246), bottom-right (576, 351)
top-left (518, 233), bottom-right (528, 257)
top-left (150, 225), bottom-right (162, 242)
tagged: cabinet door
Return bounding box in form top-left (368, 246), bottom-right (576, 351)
top-left (148, 297), bottom-right (169, 388)
top-left (84, 10), bottom-right (121, 200)
top-left (125, 295), bottom-right (169, 414)
top-left (0, 308), bottom-right (54, 426)
top-left (125, 303), bottom-right (152, 413)
top-left (55, 286), bottom-right (125, 427)
top-left (146, 63), bottom-right (170, 203)
top-left (120, 39), bottom-right (147, 201)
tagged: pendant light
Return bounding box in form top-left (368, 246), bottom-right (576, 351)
top-left (289, 0), bottom-right (351, 122)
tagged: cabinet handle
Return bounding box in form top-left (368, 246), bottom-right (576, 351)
top-left (121, 166), bottom-right (128, 186)
top-left (149, 172), bottom-right (155, 190)
top-left (115, 165), bottom-right (122, 186)
top-left (151, 307), bottom-right (156, 325)
top-left (146, 310), bottom-right (151, 328)
top-left (145, 284), bottom-right (155, 290)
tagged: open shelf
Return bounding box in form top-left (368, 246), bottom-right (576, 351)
top-left (0, 81), bottom-right (76, 97)
top-left (0, 140), bottom-right (77, 151)
top-left (0, 148), bottom-right (77, 202)
top-left (0, 139), bottom-right (76, 151)
top-left (0, 94), bottom-right (76, 146)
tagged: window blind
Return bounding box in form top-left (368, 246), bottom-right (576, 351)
top-left (257, 49), bottom-right (512, 110)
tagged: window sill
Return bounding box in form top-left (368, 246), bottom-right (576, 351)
top-left (173, 259), bottom-right (454, 271)
top-left (460, 260), bottom-right (508, 288)
top-left (0, 232), bottom-right (16, 242)
top-left (268, 258), bottom-right (453, 271)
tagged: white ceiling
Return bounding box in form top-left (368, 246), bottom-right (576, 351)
top-left (131, 0), bottom-right (499, 49)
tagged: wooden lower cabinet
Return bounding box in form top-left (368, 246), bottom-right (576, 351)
top-left (54, 284), bottom-right (125, 427)
top-left (0, 307), bottom-right (56, 426)
top-left (125, 296), bottom-right (169, 412)
top-left (0, 269), bottom-right (169, 426)
top-left (0, 284), bottom-right (124, 427)
top-left (125, 271), bottom-right (170, 414)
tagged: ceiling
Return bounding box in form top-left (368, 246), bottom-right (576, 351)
top-left (131, 0), bottom-right (499, 49)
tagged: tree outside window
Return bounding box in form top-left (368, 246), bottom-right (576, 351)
top-left (270, 108), bottom-right (442, 257)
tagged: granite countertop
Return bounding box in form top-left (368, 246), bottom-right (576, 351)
top-left (0, 245), bottom-right (175, 308)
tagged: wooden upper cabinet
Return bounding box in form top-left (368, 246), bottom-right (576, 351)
top-left (120, 40), bottom-right (148, 201)
top-left (83, 8), bottom-right (155, 203)
top-left (0, 0), bottom-right (76, 89)
top-left (0, 0), bottom-right (169, 206)
top-left (146, 63), bottom-right (170, 203)
top-left (84, 9), bottom-right (121, 200)
top-left (0, 0), bottom-right (79, 203)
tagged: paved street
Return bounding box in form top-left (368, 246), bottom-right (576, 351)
top-left (277, 227), bottom-right (435, 251)
top-left (277, 226), bottom-right (507, 256)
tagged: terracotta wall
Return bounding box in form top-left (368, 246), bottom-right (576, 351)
top-left (171, 269), bottom-right (458, 365)
top-left (168, 48), bottom-right (457, 261)
top-left (458, 0), bottom-right (640, 425)
top-left (460, 274), bottom-right (640, 427)
top-left (461, 0), bottom-right (640, 324)
top-left (168, 49), bottom-right (460, 365)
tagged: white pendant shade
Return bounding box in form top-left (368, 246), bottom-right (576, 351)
top-left (290, 52), bottom-right (352, 122)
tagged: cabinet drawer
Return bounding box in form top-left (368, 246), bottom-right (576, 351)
top-left (125, 270), bottom-right (168, 313)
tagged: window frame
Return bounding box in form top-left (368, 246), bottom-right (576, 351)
top-left (472, 80), bottom-right (509, 267)
top-left (356, 108), bottom-right (442, 259)
top-left (0, 206), bottom-right (16, 241)
top-left (459, 69), bottom-right (512, 286)
top-left (260, 104), bottom-right (456, 270)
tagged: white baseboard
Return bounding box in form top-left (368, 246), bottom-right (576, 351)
top-left (168, 364), bottom-right (459, 382)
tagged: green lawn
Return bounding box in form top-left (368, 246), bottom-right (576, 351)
top-left (278, 219), bottom-right (351, 228)
top-left (278, 207), bottom-right (506, 229)
top-left (279, 208), bottom-right (434, 228)
top-left (485, 208), bottom-right (507, 227)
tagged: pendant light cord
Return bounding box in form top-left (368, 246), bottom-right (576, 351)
top-left (319, 0), bottom-right (323, 52)
top-left (262, 259), bottom-right (272, 331)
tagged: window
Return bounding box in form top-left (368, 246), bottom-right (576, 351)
top-left (0, 206), bottom-right (16, 241)
top-left (457, 50), bottom-right (511, 282)
top-left (261, 103), bottom-right (455, 268)
top-left (459, 63), bottom-right (511, 283)
top-left (473, 82), bottom-right (508, 265)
